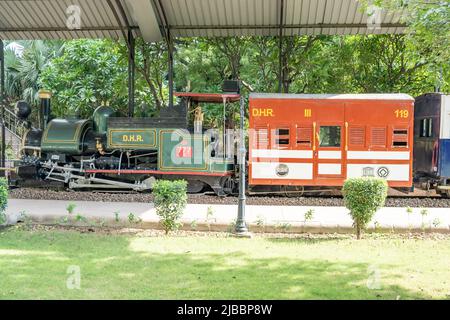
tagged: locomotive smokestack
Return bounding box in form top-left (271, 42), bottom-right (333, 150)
top-left (38, 89), bottom-right (52, 129)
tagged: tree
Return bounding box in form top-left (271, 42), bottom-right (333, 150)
top-left (342, 178), bottom-right (388, 239)
top-left (359, 0), bottom-right (449, 92)
top-left (343, 35), bottom-right (430, 94)
top-left (5, 40), bottom-right (62, 106)
top-left (369, 0), bottom-right (449, 62)
top-left (40, 39), bottom-right (128, 118)
top-left (119, 38), bottom-right (170, 115)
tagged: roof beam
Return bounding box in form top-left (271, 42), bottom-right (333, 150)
top-left (169, 23), bottom-right (405, 31)
top-left (152, 0), bottom-right (174, 107)
top-left (0, 27), bottom-right (138, 32)
top-left (106, 0), bottom-right (129, 42)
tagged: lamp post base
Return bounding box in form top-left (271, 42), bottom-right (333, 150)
top-left (232, 230), bottom-right (253, 238)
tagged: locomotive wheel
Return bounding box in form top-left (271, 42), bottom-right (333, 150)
top-left (187, 180), bottom-right (207, 193)
top-left (282, 185), bottom-right (304, 197)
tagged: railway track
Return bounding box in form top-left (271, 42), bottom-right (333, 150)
top-left (8, 187), bottom-right (450, 208)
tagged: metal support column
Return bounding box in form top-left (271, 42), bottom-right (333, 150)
top-left (127, 29), bottom-right (135, 117)
top-left (223, 97), bottom-right (226, 157)
top-left (168, 36), bottom-right (174, 108)
top-left (0, 39), bottom-right (5, 177)
top-left (235, 96), bottom-right (248, 234)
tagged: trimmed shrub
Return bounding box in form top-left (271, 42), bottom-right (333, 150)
top-left (342, 178), bottom-right (388, 239)
top-left (0, 178), bottom-right (8, 225)
top-left (152, 180), bottom-right (187, 234)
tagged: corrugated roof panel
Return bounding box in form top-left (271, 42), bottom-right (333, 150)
top-left (0, 0), bottom-right (139, 40)
top-left (0, 0), bottom-right (407, 40)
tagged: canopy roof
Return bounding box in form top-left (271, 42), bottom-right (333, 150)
top-left (0, 0), bottom-right (406, 41)
top-left (175, 92), bottom-right (241, 103)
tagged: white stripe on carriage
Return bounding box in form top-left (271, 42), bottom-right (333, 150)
top-left (347, 151), bottom-right (410, 160)
top-left (347, 164), bottom-right (410, 181)
top-left (318, 151), bottom-right (341, 159)
top-left (318, 163), bottom-right (342, 175)
top-left (251, 149), bottom-right (313, 159)
top-left (251, 162), bottom-right (313, 179)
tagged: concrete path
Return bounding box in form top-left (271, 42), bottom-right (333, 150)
top-left (4, 199), bottom-right (450, 233)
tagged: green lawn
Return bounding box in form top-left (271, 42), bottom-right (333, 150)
top-left (0, 227), bottom-right (449, 299)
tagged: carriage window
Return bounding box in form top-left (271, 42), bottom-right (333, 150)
top-left (274, 128), bottom-right (290, 147)
top-left (420, 118), bottom-right (433, 137)
top-left (393, 128), bottom-right (408, 148)
top-left (276, 128), bottom-right (290, 136)
top-left (319, 126), bottom-right (341, 147)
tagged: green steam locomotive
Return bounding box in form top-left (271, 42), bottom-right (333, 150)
top-left (10, 88), bottom-right (240, 196)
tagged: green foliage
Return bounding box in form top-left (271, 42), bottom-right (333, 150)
top-left (420, 208), bottom-right (429, 231)
top-left (128, 212), bottom-right (136, 224)
top-left (4, 40), bottom-right (62, 107)
top-left (367, 0), bottom-right (449, 64)
top-left (420, 208), bottom-right (429, 217)
top-left (126, 39), bottom-right (169, 115)
top-left (152, 180), bottom-right (187, 234)
top-left (342, 178), bottom-right (388, 239)
top-left (17, 211), bottom-right (33, 230)
top-left (304, 209), bottom-right (315, 222)
top-left (205, 206), bottom-right (216, 231)
top-left (59, 216), bottom-right (69, 224)
top-left (432, 218), bottom-right (441, 228)
top-left (190, 219), bottom-right (198, 231)
top-left (127, 212), bottom-right (142, 225)
top-left (66, 203), bottom-right (76, 215)
top-left (75, 214), bottom-right (87, 223)
top-left (255, 215), bottom-right (266, 230)
top-left (276, 222), bottom-right (292, 233)
top-left (206, 206), bottom-right (214, 220)
top-left (0, 178), bottom-right (8, 225)
top-left (40, 39), bottom-right (128, 118)
top-left (113, 211), bottom-right (120, 223)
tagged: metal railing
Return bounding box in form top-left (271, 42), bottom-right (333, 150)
top-left (2, 105), bottom-right (24, 139)
top-left (1, 105), bottom-right (24, 162)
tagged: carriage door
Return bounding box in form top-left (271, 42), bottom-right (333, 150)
top-left (313, 123), bottom-right (345, 180)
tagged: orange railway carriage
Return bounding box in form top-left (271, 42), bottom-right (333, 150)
top-left (248, 93), bottom-right (415, 188)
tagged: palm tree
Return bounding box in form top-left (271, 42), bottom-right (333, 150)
top-left (5, 40), bottom-right (63, 107)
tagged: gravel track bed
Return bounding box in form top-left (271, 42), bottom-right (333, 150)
top-left (9, 188), bottom-right (450, 208)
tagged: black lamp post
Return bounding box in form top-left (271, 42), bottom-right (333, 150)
top-left (235, 96), bottom-right (249, 235)
top-left (0, 40), bottom-right (5, 177)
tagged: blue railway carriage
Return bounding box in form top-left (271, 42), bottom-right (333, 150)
top-left (413, 93), bottom-right (450, 196)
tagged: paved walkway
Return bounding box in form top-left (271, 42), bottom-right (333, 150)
top-left (4, 199), bottom-right (450, 233)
